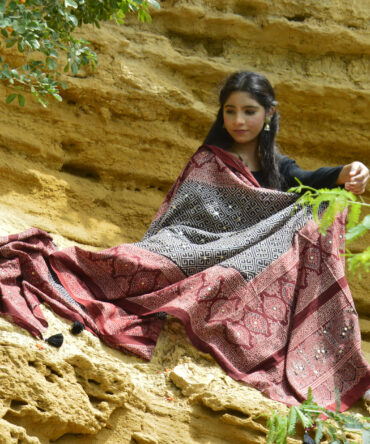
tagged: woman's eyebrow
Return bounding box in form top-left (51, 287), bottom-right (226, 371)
top-left (224, 104), bottom-right (259, 109)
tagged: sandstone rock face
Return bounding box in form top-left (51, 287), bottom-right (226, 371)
top-left (0, 0), bottom-right (369, 442)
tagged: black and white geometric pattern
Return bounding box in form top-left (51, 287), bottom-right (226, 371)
top-left (138, 182), bottom-right (312, 280)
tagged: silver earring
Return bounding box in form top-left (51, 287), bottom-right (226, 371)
top-left (264, 118), bottom-right (271, 132)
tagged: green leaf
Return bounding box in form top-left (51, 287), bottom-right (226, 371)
top-left (315, 420), bottom-right (323, 443)
top-left (346, 215), bottom-right (370, 243)
top-left (30, 39), bottom-right (40, 50)
top-left (71, 61), bottom-right (78, 74)
top-left (347, 247), bottom-right (370, 277)
top-left (275, 415), bottom-right (288, 444)
top-left (296, 408), bottom-right (313, 429)
top-left (49, 49), bottom-right (58, 58)
top-left (266, 412), bottom-right (278, 444)
top-left (18, 94), bottom-right (25, 106)
top-left (5, 38), bottom-right (17, 48)
top-left (52, 92), bottom-right (62, 102)
top-left (287, 407), bottom-right (298, 436)
top-left (37, 97), bottom-right (48, 108)
top-left (17, 39), bottom-right (25, 52)
top-left (306, 387), bottom-right (313, 404)
top-left (6, 93), bottom-right (17, 104)
top-left (68, 14), bottom-right (78, 26)
top-left (148, 0), bottom-right (160, 8)
top-left (65, 0), bottom-right (78, 8)
top-left (46, 57), bottom-right (57, 70)
top-left (0, 0), bottom-right (156, 107)
top-left (347, 201), bottom-right (361, 230)
top-left (363, 214), bottom-right (370, 229)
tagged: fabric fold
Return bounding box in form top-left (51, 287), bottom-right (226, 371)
top-left (0, 145), bottom-right (369, 410)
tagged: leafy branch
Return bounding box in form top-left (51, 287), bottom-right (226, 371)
top-left (0, 0), bottom-right (160, 106)
top-left (266, 388), bottom-right (370, 444)
top-left (289, 179), bottom-right (370, 277)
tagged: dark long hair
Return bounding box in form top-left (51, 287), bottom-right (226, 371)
top-left (203, 71), bottom-right (282, 190)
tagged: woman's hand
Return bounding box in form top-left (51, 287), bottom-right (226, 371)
top-left (336, 161), bottom-right (369, 195)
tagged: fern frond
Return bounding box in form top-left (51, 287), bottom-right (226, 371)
top-left (275, 414), bottom-right (288, 444)
top-left (346, 201), bottom-right (362, 230)
top-left (319, 199), bottom-right (337, 235)
top-left (266, 411), bottom-right (278, 444)
top-left (346, 214), bottom-right (370, 244)
top-left (296, 407), bottom-right (314, 429)
top-left (292, 190), bottom-right (316, 216)
top-left (326, 423), bottom-right (337, 440)
top-left (315, 420), bottom-right (323, 443)
top-left (287, 406), bottom-right (298, 436)
top-left (306, 387), bottom-right (313, 404)
top-left (288, 177), bottom-right (314, 194)
top-left (266, 386), bottom-right (370, 444)
top-left (312, 193), bottom-right (330, 225)
top-left (347, 247), bottom-right (370, 277)
top-left (335, 193), bottom-right (350, 213)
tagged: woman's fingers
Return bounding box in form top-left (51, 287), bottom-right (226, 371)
top-left (336, 162), bottom-right (369, 194)
top-left (344, 180), bottom-right (367, 194)
top-left (344, 162), bottom-right (369, 194)
top-left (349, 163), bottom-right (369, 180)
top-left (349, 162), bottom-right (362, 177)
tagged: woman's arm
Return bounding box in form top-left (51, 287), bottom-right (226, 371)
top-left (279, 157), bottom-right (342, 190)
top-left (280, 157), bottom-right (369, 194)
top-left (335, 161), bottom-right (369, 195)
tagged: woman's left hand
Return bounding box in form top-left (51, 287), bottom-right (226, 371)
top-left (336, 161), bottom-right (369, 195)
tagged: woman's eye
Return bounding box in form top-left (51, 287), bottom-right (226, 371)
top-left (245, 110), bottom-right (256, 115)
top-left (225, 110), bottom-right (234, 115)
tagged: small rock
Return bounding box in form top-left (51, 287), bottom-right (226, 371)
top-left (132, 432), bottom-right (158, 444)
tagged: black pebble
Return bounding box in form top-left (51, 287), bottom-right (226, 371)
top-left (303, 432), bottom-right (316, 444)
top-left (45, 333), bottom-right (64, 348)
top-left (154, 312), bottom-right (167, 320)
top-left (71, 321), bottom-right (85, 335)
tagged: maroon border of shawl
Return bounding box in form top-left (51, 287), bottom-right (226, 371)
top-left (203, 144), bottom-right (261, 188)
top-left (247, 277), bottom-right (349, 374)
top-left (111, 297), bottom-right (248, 379)
top-left (292, 277), bottom-right (348, 330)
top-left (49, 252), bottom-right (158, 348)
top-left (329, 376), bottom-right (370, 412)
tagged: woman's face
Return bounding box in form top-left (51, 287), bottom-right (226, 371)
top-left (222, 91), bottom-right (267, 148)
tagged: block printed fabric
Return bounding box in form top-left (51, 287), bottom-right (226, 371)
top-left (0, 145), bottom-right (369, 411)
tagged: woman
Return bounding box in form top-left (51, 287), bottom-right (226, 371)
top-left (1, 71), bottom-right (369, 411)
top-left (204, 71), bottom-right (369, 193)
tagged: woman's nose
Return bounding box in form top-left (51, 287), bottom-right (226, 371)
top-left (235, 112), bottom-right (244, 125)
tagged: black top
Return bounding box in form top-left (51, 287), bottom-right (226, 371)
top-left (252, 156), bottom-right (343, 190)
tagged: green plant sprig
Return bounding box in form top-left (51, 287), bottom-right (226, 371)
top-left (0, 0), bottom-right (160, 106)
top-left (266, 388), bottom-right (370, 444)
top-left (288, 178), bottom-right (370, 276)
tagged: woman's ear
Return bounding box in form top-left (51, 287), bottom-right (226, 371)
top-left (267, 106), bottom-right (276, 119)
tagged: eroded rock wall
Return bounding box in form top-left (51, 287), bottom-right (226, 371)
top-left (0, 0), bottom-right (369, 443)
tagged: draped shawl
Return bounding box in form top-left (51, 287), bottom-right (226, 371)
top-left (1, 145), bottom-right (369, 411)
